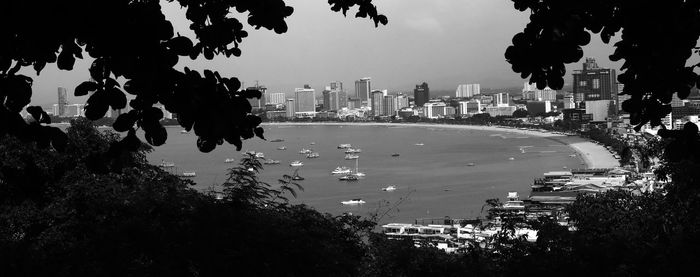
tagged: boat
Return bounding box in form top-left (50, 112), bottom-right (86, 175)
top-left (277, 146), bottom-right (287, 150)
top-left (224, 158), bottom-right (236, 163)
top-left (159, 160), bottom-right (175, 168)
top-left (255, 152), bottom-right (265, 158)
top-left (501, 192), bottom-right (525, 210)
top-left (339, 174), bottom-right (359, 181)
top-left (181, 171), bottom-right (196, 177)
top-left (290, 161), bottom-right (304, 167)
top-left (337, 144), bottom-right (352, 149)
top-left (341, 199), bottom-right (365, 205)
top-left (382, 185), bottom-right (397, 191)
top-left (291, 169), bottom-right (304, 181)
top-left (467, 162), bottom-right (476, 166)
top-left (180, 130), bottom-right (189, 134)
top-left (270, 138), bottom-right (284, 142)
top-left (568, 154), bottom-right (577, 157)
top-left (263, 159), bottom-right (280, 165)
top-left (415, 143), bottom-right (424, 146)
top-left (344, 154), bottom-right (359, 160)
top-left (391, 153), bottom-right (400, 157)
top-left (331, 166), bottom-right (351, 175)
top-left (306, 152), bottom-right (320, 159)
top-left (299, 148), bottom-right (313, 154)
top-left (310, 142), bottom-right (316, 145)
top-left (508, 157), bottom-right (515, 161)
top-left (344, 148), bottom-right (362, 154)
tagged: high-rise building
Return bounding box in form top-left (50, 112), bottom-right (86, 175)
top-left (573, 58), bottom-right (617, 103)
top-left (522, 82), bottom-right (557, 101)
top-left (354, 78), bottom-right (371, 102)
top-left (330, 81), bottom-right (343, 91)
top-left (414, 82), bottom-right (430, 107)
top-left (371, 90), bottom-right (384, 116)
top-left (323, 90), bottom-right (344, 111)
top-left (585, 100), bottom-right (615, 122)
top-left (294, 88), bottom-right (315, 114)
top-left (563, 94), bottom-right (576, 109)
top-left (455, 84), bottom-right (480, 98)
top-left (396, 94), bottom-right (409, 109)
top-left (266, 92), bottom-right (286, 105)
top-left (57, 87), bottom-right (68, 117)
top-left (617, 82), bottom-right (629, 113)
top-left (383, 95), bottom-right (396, 116)
top-left (459, 100), bottom-right (482, 115)
top-left (285, 98), bottom-right (296, 118)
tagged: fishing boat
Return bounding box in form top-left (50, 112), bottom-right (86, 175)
top-left (159, 160), bottom-right (175, 168)
top-left (277, 146), bottom-right (287, 150)
top-left (391, 153), bottom-right (400, 157)
top-left (337, 144), bottom-right (352, 149)
top-left (339, 174), bottom-right (359, 181)
top-left (332, 166), bottom-right (351, 175)
top-left (270, 138), bottom-right (284, 142)
top-left (299, 148), bottom-right (313, 154)
top-left (291, 169), bottom-right (304, 181)
top-left (344, 148), bottom-right (362, 154)
top-left (306, 152), bottom-right (320, 159)
top-left (382, 185), bottom-right (397, 191)
top-left (224, 158), bottom-right (236, 163)
top-left (181, 171), bottom-right (196, 177)
top-left (344, 154), bottom-right (359, 160)
top-left (341, 199), bottom-right (365, 205)
top-left (290, 161), bottom-right (304, 167)
top-left (263, 159), bottom-right (281, 165)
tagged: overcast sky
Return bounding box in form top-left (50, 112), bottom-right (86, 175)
top-left (26, 0), bottom-right (621, 106)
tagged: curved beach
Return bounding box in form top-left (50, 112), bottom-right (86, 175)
top-left (263, 122), bottom-right (620, 169)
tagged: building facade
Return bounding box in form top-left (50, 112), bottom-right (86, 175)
top-left (573, 58), bottom-right (617, 103)
top-left (414, 82), bottom-right (430, 107)
top-left (494, 93), bottom-right (510, 106)
top-left (382, 95), bottom-right (396, 116)
top-left (371, 90), bottom-right (384, 116)
top-left (285, 98), bottom-right (296, 118)
top-left (266, 92), bottom-right (285, 105)
top-left (396, 94), bottom-right (409, 109)
top-left (57, 87), bottom-right (68, 117)
top-left (354, 78), bottom-right (371, 102)
top-left (455, 84), bottom-right (480, 98)
top-left (585, 100), bottom-right (615, 122)
top-left (246, 85), bottom-right (267, 108)
top-left (423, 102), bottom-right (446, 119)
top-left (522, 82), bottom-right (557, 102)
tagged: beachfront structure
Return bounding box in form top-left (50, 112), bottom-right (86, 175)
top-left (458, 100), bottom-right (482, 115)
top-left (354, 77), bottom-right (371, 102)
top-left (414, 82), bottom-right (430, 107)
top-left (371, 90), bottom-right (384, 115)
top-left (522, 82), bottom-right (557, 102)
top-left (294, 88), bottom-right (315, 114)
top-left (285, 98), bottom-right (296, 118)
top-left (573, 57), bottom-right (617, 103)
top-left (456, 84), bottom-right (480, 98)
top-left (383, 95), bottom-right (397, 116)
top-left (494, 93), bottom-right (510, 107)
top-left (423, 102), bottom-right (447, 119)
top-left (484, 105), bottom-right (516, 117)
top-left (396, 94), bottom-right (409, 109)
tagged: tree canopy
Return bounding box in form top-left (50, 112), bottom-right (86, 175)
top-left (0, 0), bottom-right (386, 153)
top-left (505, 0), bottom-right (700, 130)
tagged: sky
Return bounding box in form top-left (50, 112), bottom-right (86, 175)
top-left (26, 0), bottom-right (621, 106)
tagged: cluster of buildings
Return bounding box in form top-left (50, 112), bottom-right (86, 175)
top-left (43, 87), bottom-right (174, 121)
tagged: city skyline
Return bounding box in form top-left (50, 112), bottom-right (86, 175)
top-left (20, 0), bottom-right (622, 107)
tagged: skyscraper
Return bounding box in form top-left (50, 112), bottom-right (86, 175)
top-left (573, 58), bottom-right (617, 102)
top-left (383, 95), bottom-right (396, 116)
top-left (522, 82), bottom-right (556, 101)
top-left (414, 82), bottom-right (430, 107)
top-left (294, 88), bottom-right (315, 114)
top-left (285, 98), bottom-right (296, 118)
top-left (455, 84), bottom-right (480, 98)
top-left (323, 90), bottom-right (344, 111)
top-left (266, 92), bottom-right (286, 105)
top-left (396, 94), bottom-right (409, 109)
top-left (354, 77), bottom-right (371, 102)
top-left (371, 90), bottom-right (384, 116)
top-left (57, 87), bottom-right (68, 117)
top-left (494, 93), bottom-right (510, 106)
top-left (330, 81), bottom-right (343, 91)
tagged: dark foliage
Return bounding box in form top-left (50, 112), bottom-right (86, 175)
top-left (506, 0), bottom-right (700, 130)
top-left (0, 0), bottom-right (386, 152)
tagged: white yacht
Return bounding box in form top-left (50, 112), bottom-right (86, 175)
top-left (290, 161), bottom-right (304, 167)
top-left (331, 166), bottom-right (351, 175)
top-left (337, 144), bottom-right (352, 149)
top-left (159, 160), bottom-right (175, 168)
top-left (382, 185), bottom-right (397, 191)
top-left (415, 143), bottom-right (425, 146)
top-left (344, 154), bottom-right (359, 160)
top-left (306, 152), bottom-right (320, 159)
top-left (299, 148), bottom-right (313, 154)
top-left (224, 158), bottom-right (236, 163)
top-left (181, 171), bottom-right (196, 177)
top-left (341, 199), bottom-right (365, 205)
top-left (344, 148), bottom-right (362, 154)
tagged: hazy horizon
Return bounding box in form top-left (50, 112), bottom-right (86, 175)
top-left (23, 0), bottom-right (621, 107)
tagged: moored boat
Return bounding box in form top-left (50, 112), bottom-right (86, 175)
top-left (306, 152), bottom-right (320, 159)
top-left (291, 169), bottom-right (304, 181)
top-left (337, 144), bottom-right (352, 149)
top-left (270, 138), bottom-right (284, 142)
top-left (290, 161), bottom-right (304, 167)
top-left (382, 185), bottom-right (397, 191)
top-left (339, 174), bottom-right (359, 181)
top-left (181, 171), bottom-right (196, 177)
top-left (344, 154), bottom-right (359, 160)
top-left (391, 153), bottom-right (400, 157)
top-left (224, 158), bottom-right (236, 163)
top-left (263, 159), bottom-right (281, 165)
top-left (344, 148), bottom-right (362, 154)
top-left (159, 160), bottom-right (175, 168)
top-left (341, 199), bottom-right (365, 205)
top-left (331, 166), bottom-right (351, 175)
top-left (277, 146), bottom-right (287, 150)
top-left (299, 148), bottom-right (313, 154)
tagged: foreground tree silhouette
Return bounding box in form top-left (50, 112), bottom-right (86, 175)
top-left (0, 0), bottom-right (386, 153)
top-left (505, 0), bottom-right (700, 130)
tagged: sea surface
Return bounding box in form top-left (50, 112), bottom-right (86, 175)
top-left (147, 124), bottom-right (584, 224)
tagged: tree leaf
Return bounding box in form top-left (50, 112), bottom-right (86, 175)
top-left (75, 81), bottom-right (99, 96)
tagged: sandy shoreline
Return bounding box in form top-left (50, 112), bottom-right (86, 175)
top-left (263, 122), bottom-right (620, 169)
